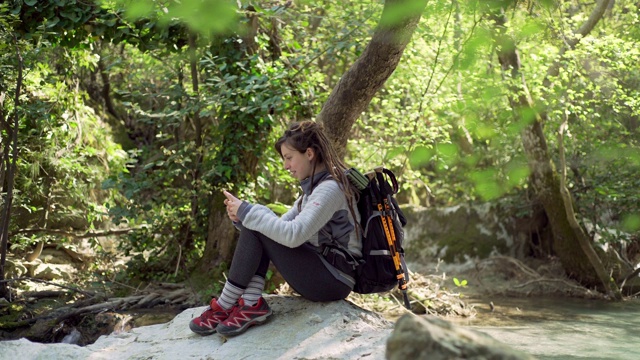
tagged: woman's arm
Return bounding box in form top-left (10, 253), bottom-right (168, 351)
top-left (279, 197), bottom-right (300, 222)
top-left (238, 181), bottom-right (344, 248)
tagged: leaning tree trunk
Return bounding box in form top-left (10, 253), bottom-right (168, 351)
top-left (318, 0), bottom-right (428, 158)
top-left (488, 1), bottom-right (619, 297)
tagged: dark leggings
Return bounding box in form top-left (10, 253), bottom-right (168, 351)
top-left (228, 225), bottom-right (352, 302)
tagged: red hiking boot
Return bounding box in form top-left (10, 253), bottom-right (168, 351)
top-left (189, 298), bottom-right (234, 335)
top-left (216, 297), bottom-right (273, 337)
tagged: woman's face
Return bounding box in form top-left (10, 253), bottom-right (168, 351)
top-left (281, 143), bottom-right (315, 181)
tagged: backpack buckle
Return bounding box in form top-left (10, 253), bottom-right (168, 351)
top-left (322, 246), bottom-right (330, 256)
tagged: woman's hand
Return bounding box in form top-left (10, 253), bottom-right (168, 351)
top-left (223, 190), bottom-right (241, 222)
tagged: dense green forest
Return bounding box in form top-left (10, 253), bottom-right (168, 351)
top-left (1, 0), bottom-right (639, 305)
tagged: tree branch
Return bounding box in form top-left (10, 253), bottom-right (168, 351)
top-left (10, 227), bottom-right (144, 239)
top-left (619, 267), bottom-right (640, 290)
top-left (544, 0), bottom-right (612, 86)
top-left (318, 0), bottom-right (428, 158)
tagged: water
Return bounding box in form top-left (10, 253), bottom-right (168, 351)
top-left (61, 328), bottom-right (82, 345)
top-left (453, 297), bottom-right (640, 360)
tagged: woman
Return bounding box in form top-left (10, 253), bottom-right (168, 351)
top-left (189, 120), bottom-right (361, 337)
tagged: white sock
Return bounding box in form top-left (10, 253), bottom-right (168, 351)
top-left (218, 281), bottom-right (244, 310)
top-left (241, 275), bottom-right (265, 306)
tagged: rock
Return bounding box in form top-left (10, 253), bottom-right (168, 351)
top-left (0, 295), bottom-right (394, 360)
top-left (402, 204), bottom-right (531, 264)
top-left (3, 258), bottom-right (27, 278)
top-left (29, 263), bottom-right (75, 280)
top-left (386, 314), bottom-right (536, 360)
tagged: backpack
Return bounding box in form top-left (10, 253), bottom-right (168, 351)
top-left (346, 167), bottom-right (411, 309)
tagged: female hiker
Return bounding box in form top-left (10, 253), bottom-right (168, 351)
top-left (189, 120), bottom-right (361, 337)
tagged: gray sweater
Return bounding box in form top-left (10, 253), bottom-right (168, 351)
top-left (236, 171), bottom-right (362, 287)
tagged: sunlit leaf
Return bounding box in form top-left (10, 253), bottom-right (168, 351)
top-left (505, 162), bottom-right (530, 187)
top-left (459, 28), bottom-right (491, 70)
top-left (409, 146), bottom-right (433, 169)
top-left (161, 0), bottom-right (238, 35)
top-left (519, 107), bottom-right (538, 125)
top-left (622, 213), bottom-right (640, 232)
top-left (437, 143), bottom-right (458, 160)
top-left (519, 19), bottom-right (545, 39)
top-left (121, 0), bottom-right (154, 20)
top-left (266, 202), bottom-right (290, 215)
top-left (470, 169), bottom-right (503, 200)
top-left (379, 0), bottom-right (427, 28)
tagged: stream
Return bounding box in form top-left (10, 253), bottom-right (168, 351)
top-left (453, 296), bottom-right (640, 359)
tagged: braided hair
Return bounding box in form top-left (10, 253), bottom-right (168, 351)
top-left (275, 120), bottom-right (359, 222)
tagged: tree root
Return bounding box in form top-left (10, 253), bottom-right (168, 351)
top-left (0, 282), bottom-right (197, 336)
top-left (474, 255), bottom-right (605, 299)
top-left (0, 277), bottom-right (98, 298)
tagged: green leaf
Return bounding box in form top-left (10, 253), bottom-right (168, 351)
top-left (453, 277), bottom-right (468, 287)
top-left (266, 202), bottom-right (290, 215)
top-left (505, 162), bottom-right (530, 187)
top-left (379, 0), bottom-right (426, 27)
top-left (436, 143), bottom-right (459, 167)
top-left (470, 169), bottom-right (503, 201)
top-left (159, 0), bottom-right (238, 35)
top-left (122, 0), bottom-right (155, 20)
top-left (46, 17), bottom-right (61, 28)
top-left (519, 19), bottom-right (545, 38)
top-left (409, 146), bottom-right (433, 169)
top-left (622, 213), bottom-right (640, 232)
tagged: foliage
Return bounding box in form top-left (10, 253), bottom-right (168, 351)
top-left (349, 0), bottom-right (639, 240)
top-left (350, 1), bottom-right (532, 206)
top-left (9, 0), bottom-right (232, 51)
top-left (2, 0), bottom-right (639, 288)
top-left (453, 277), bottom-right (467, 287)
top-left (1, 6), bottom-right (127, 255)
top-left (99, 7), bottom-right (305, 279)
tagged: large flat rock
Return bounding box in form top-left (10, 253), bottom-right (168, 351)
top-left (0, 295), bottom-right (394, 360)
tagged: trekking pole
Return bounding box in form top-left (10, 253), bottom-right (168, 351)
top-left (378, 201), bottom-right (411, 310)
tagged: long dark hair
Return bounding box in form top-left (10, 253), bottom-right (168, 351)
top-left (275, 120), bottom-right (359, 221)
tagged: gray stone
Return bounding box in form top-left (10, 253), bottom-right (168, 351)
top-left (386, 314), bottom-right (536, 360)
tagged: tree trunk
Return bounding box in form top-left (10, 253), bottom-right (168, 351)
top-left (453, 0), bottom-right (474, 154)
top-left (318, 0), bottom-right (428, 158)
top-left (197, 192), bottom-right (239, 275)
top-left (488, 1), bottom-right (620, 296)
top-left (182, 32), bottom-right (203, 254)
top-left (1, 39), bottom-right (23, 299)
top-left (194, 7), bottom-right (263, 277)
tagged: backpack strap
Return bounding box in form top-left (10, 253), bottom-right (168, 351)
top-left (319, 228), bottom-right (360, 269)
top-left (382, 167), bottom-right (399, 194)
top-left (362, 208), bottom-right (384, 237)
